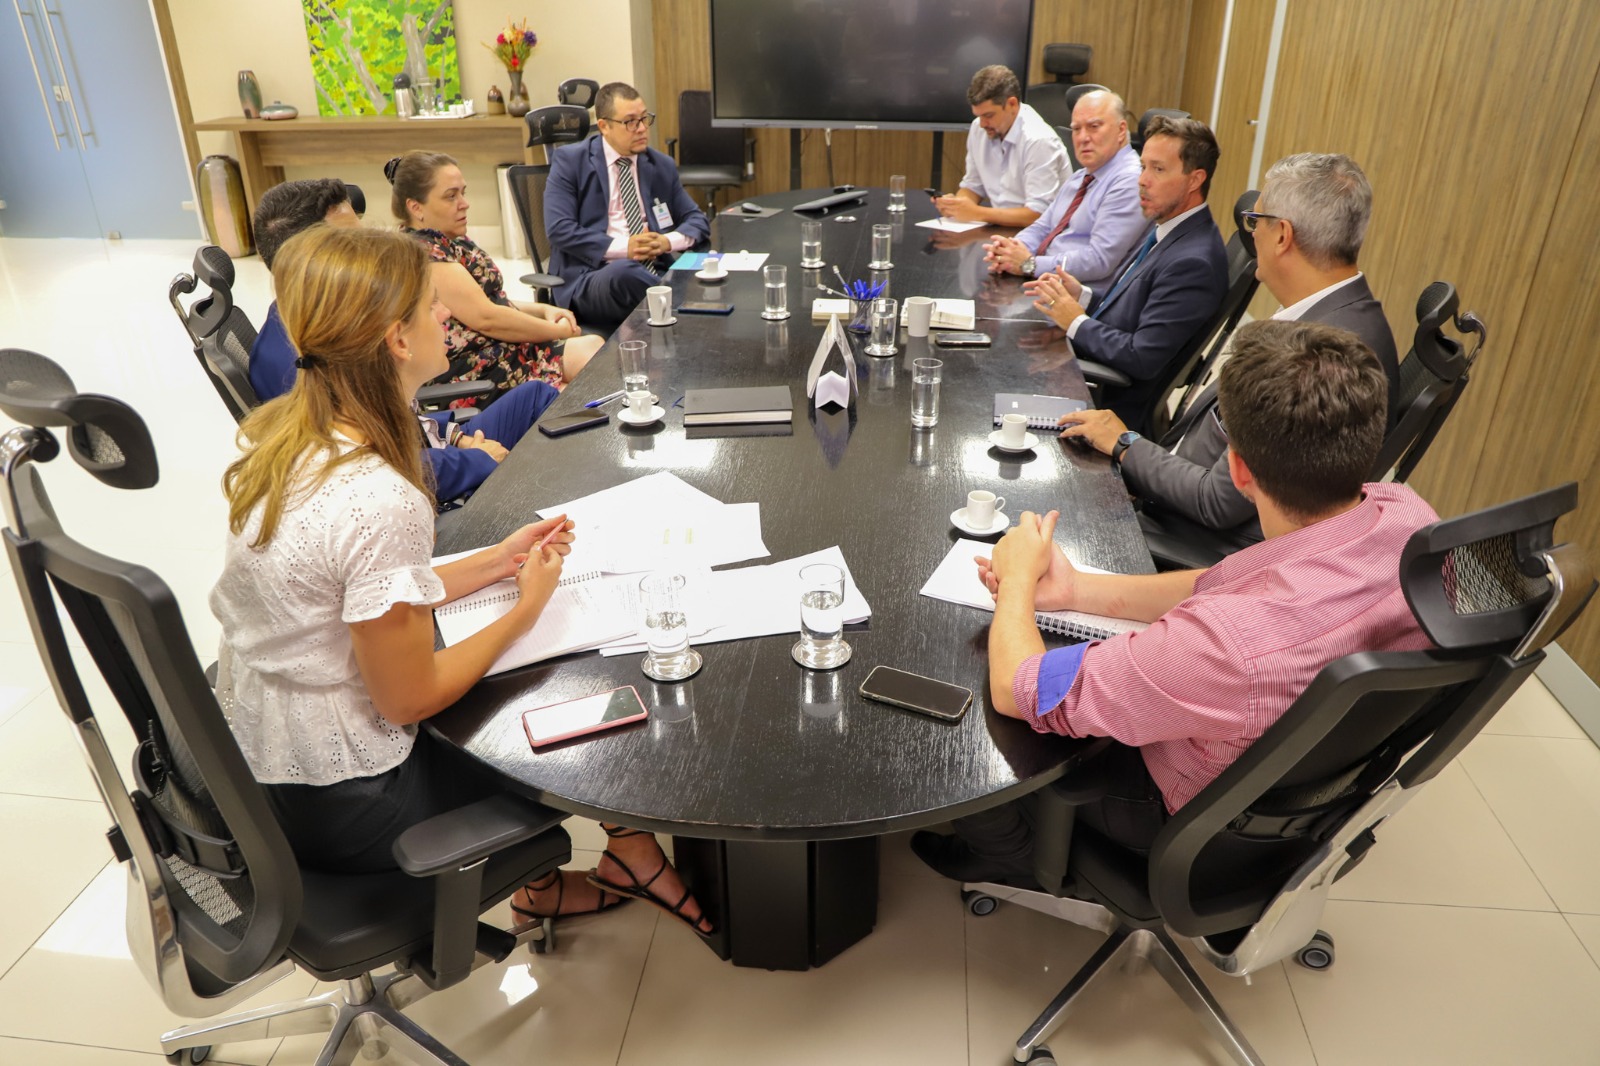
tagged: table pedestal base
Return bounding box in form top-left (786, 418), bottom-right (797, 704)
top-left (673, 835), bottom-right (879, 970)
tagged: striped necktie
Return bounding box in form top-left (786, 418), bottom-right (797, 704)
top-left (1034, 172), bottom-right (1094, 254)
top-left (615, 156), bottom-right (660, 275)
top-left (1093, 229), bottom-right (1158, 318)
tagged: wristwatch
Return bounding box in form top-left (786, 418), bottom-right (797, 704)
top-left (1111, 430), bottom-right (1142, 467)
top-left (1021, 255), bottom-right (1037, 278)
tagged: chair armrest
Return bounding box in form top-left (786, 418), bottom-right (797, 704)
top-left (665, 136), bottom-right (679, 160)
top-left (1076, 358), bottom-right (1132, 391)
top-left (417, 379), bottom-right (495, 409)
top-left (393, 793), bottom-right (567, 877)
top-left (518, 272), bottom-right (564, 290)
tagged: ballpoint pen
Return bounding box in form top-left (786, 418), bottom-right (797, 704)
top-left (584, 390), bottom-right (626, 408)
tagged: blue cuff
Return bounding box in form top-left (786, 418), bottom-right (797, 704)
top-left (1036, 644), bottom-right (1088, 718)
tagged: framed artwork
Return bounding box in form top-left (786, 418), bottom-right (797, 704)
top-left (302, 0), bottom-right (460, 116)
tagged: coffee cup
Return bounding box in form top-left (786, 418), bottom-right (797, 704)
top-left (647, 285), bottom-right (673, 323)
top-left (626, 389), bottom-right (655, 415)
top-left (1000, 412), bottom-right (1029, 448)
top-left (905, 296), bottom-right (935, 338)
top-left (702, 253), bottom-right (726, 277)
top-left (966, 490), bottom-right (1006, 527)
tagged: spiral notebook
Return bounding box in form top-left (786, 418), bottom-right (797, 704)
top-left (919, 539), bottom-right (1148, 642)
top-left (433, 565), bottom-right (636, 675)
top-left (993, 393), bottom-right (1089, 429)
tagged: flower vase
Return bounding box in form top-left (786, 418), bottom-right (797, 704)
top-left (506, 71), bottom-right (531, 118)
top-left (848, 299), bottom-right (872, 334)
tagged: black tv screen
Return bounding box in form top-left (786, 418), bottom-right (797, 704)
top-left (710, 0), bottom-right (1035, 130)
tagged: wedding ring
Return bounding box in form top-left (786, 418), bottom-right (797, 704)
top-left (1046, 299), bottom-right (1056, 309)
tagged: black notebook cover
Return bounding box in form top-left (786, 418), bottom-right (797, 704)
top-left (683, 386), bottom-right (794, 425)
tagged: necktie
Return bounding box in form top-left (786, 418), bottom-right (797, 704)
top-left (1034, 172), bottom-right (1094, 255)
top-left (1093, 229), bottom-right (1158, 318)
top-left (615, 156), bottom-right (660, 275)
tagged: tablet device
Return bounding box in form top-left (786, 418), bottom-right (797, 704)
top-left (522, 686), bottom-right (649, 748)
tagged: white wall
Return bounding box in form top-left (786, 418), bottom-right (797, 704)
top-left (166, 0), bottom-right (645, 242)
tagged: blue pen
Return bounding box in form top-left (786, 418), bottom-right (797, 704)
top-left (584, 390), bottom-right (626, 409)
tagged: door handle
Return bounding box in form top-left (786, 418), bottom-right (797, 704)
top-left (11, 0), bottom-right (67, 150)
top-left (39, 1), bottom-right (92, 149)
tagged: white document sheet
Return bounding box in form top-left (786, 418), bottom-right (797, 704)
top-left (540, 472), bottom-right (768, 575)
top-left (915, 217), bottom-right (985, 233)
top-left (715, 250), bottom-right (770, 271)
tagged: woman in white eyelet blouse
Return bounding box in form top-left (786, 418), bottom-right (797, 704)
top-left (210, 224), bottom-right (711, 936)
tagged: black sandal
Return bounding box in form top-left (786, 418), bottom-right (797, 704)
top-left (510, 869), bottom-right (628, 922)
top-left (586, 827), bottom-right (715, 936)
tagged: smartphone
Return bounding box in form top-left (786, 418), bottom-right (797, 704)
top-left (859, 666), bottom-right (972, 723)
top-left (679, 301), bottom-right (735, 315)
top-left (522, 685), bottom-right (649, 748)
top-left (537, 410), bottom-right (609, 437)
top-left (924, 187), bottom-right (945, 199)
top-left (934, 331), bottom-right (993, 348)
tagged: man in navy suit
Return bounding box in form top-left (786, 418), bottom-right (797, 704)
top-left (544, 82), bottom-right (710, 329)
top-left (1027, 114), bottom-right (1228, 430)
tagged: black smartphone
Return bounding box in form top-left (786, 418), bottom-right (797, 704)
top-left (521, 686), bottom-right (649, 748)
top-left (537, 410), bottom-right (609, 437)
top-left (859, 666), bottom-right (972, 722)
top-left (934, 331), bottom-right (993, 348)
top-left (924, 187), bottom-right (945, 199)
top-left (679, 301), bottom-right (735, 314)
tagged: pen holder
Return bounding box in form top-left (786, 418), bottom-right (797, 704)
top-left (848, 299), bottom-right (873, 334)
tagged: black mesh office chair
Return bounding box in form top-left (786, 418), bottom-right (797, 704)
top-left (1131, 107), bottom-right (1192, 153)
top-left (1026, 43), bottom-right (1095, 133)
top-left (665, 90), bottom-right (750, 213)
top-left (0, 348), bottom-right (573, 1066)
top-left (557, 77), bottom-right (599, 112)
top-left (959, 483), bottom-right (1595, 1065)
top-left (506, 164), bottom-right (565, 303)
top-left (168, 244), bottom-right (493, 424)
top-left (1077, 189), bottom-right (1262, 438)
top-left (525, 103), bottom-right (591, 164)
top-left (1373, 281), bottom-right (1486, 483)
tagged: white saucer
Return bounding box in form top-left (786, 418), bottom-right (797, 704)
top-left (617, 404), bottom-right (666, 427)
top-left (695, 269), bottom-right (728, 282)
top-left (951, 508), bottom-right (1010, 537)
top-left (988, 429), bottom-right (1041, 453)
top-left (648, 316), bottom-right (677, 327)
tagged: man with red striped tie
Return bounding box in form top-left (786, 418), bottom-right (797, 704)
top-left (912, 320), bottom-right (1437, 883)
top-left (983, 90), bottom-right (1147, 292)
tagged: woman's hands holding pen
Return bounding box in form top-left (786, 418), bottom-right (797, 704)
top-left (496, 515), bottom-right (574, 577)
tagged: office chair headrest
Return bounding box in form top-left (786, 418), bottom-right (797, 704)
top-left (557, 77), bottom-right (599, 109)
top-left (0, 349), bottom-right (158, 490)
top-left (193, 244), bottom-right (235, 293)
top-left (1412, 280), bottom-right (1486, 379)
top-left (1233, 189), bottom-right (1260, 259)
top-left (343, 182), bottom-right (366, 217)
top-left (526, 105), bottom-right (590, 148)
top-left (1400, 482), bottom-right (1591, 654)
top-left (1042, 43), bottom-right (1092, 80)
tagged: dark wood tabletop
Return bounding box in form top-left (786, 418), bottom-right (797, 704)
top-left (428, 187), bottom-right (1153, 842)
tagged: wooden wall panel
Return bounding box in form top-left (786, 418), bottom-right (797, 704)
top-left (1179, 0), bottom-right (1227, 121)
top-left (1205, 0), bottom-right (1275, 231)
top-left (1030, 0), bottom-right (1190, 116)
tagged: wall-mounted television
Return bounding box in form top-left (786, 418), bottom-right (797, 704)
top-left (709, 0), bottom-right (1036, 131)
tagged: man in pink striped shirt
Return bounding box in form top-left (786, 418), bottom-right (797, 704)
top-left (914, 319), bottom-right (1438, 884)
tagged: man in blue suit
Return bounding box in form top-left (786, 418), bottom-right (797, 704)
top-left (544, 82), bottom-right (711, 329)
top-left (1027, 115), bottom-right (1228, 431)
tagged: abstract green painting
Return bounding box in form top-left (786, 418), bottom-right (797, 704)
top-left (302, 0), bottom-right (460, 116)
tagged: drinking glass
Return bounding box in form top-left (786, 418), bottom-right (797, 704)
top-left (415, 78), bottom-right (436, 115)
top-left (869, 223), bottom-right (893, 269)
top-left (865, 297), bottom-right (898, 356)
top-left (792, 563), bottom-right (851, 669)
top-left (888, 174), bottom-right (907, 213)
top-left (800, 219), bottom-right (824, 268)
top-left (619, 339), bottom-right (648, 394)
top-left (762, 264), bottom-right (790, 320)
top-left (639, 572), bottom-right (703, 681)
top-left (911, 357), bottom-right (943, 428)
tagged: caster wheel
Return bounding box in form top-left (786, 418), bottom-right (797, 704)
top-left (1296, 930), bottom-right (1335, 971)
top-left (1022, 1045), bottom-right (1057, 1065)
top-left (962, 889), bottom-right (998, 917)
top-left (530, 917), bottom-right (555, 955)
top-left (166, 1047), bottom-right (211, 1065)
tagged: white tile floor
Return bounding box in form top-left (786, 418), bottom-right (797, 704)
top-left (2, 237), bottom-right (1599, 1065)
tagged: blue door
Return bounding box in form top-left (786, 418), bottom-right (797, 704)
top-left (0, 0), bottom-right (196, 239)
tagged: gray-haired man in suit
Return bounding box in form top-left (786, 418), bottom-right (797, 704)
top-left (1058, 153), bottom-right (1397, 547)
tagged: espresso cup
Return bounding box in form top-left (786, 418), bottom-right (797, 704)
top-left (966, 490), bottom-right (1005, 527)
top-left (905, 296), bottom-right (935, 338)
top-left (1000, 412), bottom-right (1029, 447)
top-left (626, 389), bottom-right (654, 414)
top-left (703, 254), bottom-right (726, 277)
top-left (646, 285), bottom-right (673, 323)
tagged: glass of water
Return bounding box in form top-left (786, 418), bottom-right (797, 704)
top-left (762, 264), bottom-right (790, 320)
top-left (639, 572), bottom-right (702, 681)
top-left (911, 357), bottom-right (943, 428)
top-left (869, 223), bottom-right (893, 269)
top-left (800, 219), bottom-right (823, 268)
top-left (792, 563), bottom-right (851, 669)
top-left (865, 296), bottom-right (898, 356)
top-left (619, 339), bottom-right (648, 394)
top-left (888, 174), bottom-right (907, 213)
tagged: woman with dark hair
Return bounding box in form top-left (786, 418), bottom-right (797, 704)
top-left (386, 150), bottom-right (603, 392)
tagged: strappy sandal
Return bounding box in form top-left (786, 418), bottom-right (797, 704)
top-left (586, 827), bottom-right (715, 936)
top-left (510, 869), bottom-right (628, 922)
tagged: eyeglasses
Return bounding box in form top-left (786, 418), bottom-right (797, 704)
top-left (1239, 210), bottom-right (1286, 233)
top-left (1211, 406), bottom-right (1228, 440)
top-left (604, 112), bottom-right (656, 131)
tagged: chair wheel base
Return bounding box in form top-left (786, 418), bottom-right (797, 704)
top-left (962, 889), bottom-right (999, 917)
top-left (1018, 1045), bottom-right (1056, 1065)
top-left (1296, 929), bottom-right (1335, 970)
top-left (166, 1046), bottom-right (211, 1065)
top-left (530, 916), bottom-right (556, 954)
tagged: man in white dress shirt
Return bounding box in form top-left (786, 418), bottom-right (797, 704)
top-left (934, 65), bottom-right (1070, 228)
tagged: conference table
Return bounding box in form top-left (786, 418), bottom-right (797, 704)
top-left (429, 188), bottom-right (1155, 970)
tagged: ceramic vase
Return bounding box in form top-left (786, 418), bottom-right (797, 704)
top-left (506, 71), bottom-right (531, 118)
top-left (238, 70), bottom-right (262, 119)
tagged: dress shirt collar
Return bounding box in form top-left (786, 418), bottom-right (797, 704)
top-left (602, 137), bottom-right (638, 174)
top-left (1155, 202), bottom-right (1207, 243)
top-left (1201, 484), bottom-right (1390, 591)
top-left (1272, 272), bottom-right (1365, 321)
